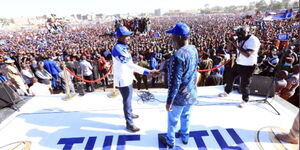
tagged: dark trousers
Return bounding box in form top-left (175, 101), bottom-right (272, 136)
top-left (135, 74), bottom-right (148, 90)
top-left (83, 75), bottom-right (94, 92)
top-left (151, 77), bottom-right (158, 87)
top-left (99, 69), bottom-right (108, 86)
top-left (52, 74), bottom-right (59, 89)
top-left (119, 85), bottom-right (134, 126)
top-left (225, 64), bottom-right (256, 101)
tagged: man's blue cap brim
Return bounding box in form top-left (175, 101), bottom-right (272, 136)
top-left (115, 31), bottom-right (133, 37)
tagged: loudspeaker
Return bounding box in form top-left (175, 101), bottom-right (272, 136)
top-left (249, 75), bottom-right (275, 97)
top-left (0, 83), bottom-right (22, 109)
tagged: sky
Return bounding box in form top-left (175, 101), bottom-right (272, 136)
top-left (0, 0), bottom-right (263, 18)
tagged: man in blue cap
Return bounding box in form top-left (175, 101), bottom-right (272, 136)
top-left (159, 23), bottom-right (199, 148)
top-left (112, 26), bottom-right (159, 132)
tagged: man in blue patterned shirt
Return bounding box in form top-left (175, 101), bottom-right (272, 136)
top-left (159, 23), bottom-right (199, 148)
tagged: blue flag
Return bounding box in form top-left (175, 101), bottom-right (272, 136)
top-left (153, 32), bottom-right (160, 37)
top-left (277, 34), bottom-right (289, 41)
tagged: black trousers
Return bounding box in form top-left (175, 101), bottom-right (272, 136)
top-left (99, 69), bottom-right (108, 86)
top-left (135, 74), bottom-right (148, 90)
top-left (224, 64), bottom-right (256, 101)
top-left (83, 75), bottom-right (94, 92)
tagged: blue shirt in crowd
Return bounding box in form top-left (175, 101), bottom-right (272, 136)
top-left (150, 56), bottom-right (158, 70)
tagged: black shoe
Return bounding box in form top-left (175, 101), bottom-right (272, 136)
top-left (159, 135), bottom-right (174, 149)
top-left (126, 125), bottom-right (140, 132)
top-left (132, 114), bottom-right (139, 119)
top-left (242, 97), bottom-right (249, 102)
top-left (178, 130), bottom-right (188, 145)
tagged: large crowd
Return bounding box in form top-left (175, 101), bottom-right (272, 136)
top-left (0, 13), bottom-right (299, 106)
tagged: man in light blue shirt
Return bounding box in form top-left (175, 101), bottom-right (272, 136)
top-left (112, 26), bottom-right (159, 132)
top-left (159, 23), bottom-right (199, 148)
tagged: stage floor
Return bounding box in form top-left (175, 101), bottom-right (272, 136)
top-left (0, 86), bottom-right (298, 150)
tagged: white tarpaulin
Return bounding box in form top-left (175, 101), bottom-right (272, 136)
top-left (0, 86), bottom-right (298, 150)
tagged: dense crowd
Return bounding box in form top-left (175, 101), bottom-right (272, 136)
top-left (0, 13), bottom-right (299, 106)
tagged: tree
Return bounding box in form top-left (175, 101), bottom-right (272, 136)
top-left (0, 18), bottom-right (10, 27)
top-left (210, 6), bottom-right (223, 13)
top-left (282, 0), bottom-right (291, 8)
top-left (291, 1), bottom-right (299, 8)
top-left (255, 0), bottom-right (268, 10)
top-left (224, 5), bottom-right (238, 13)
top-left (271, 1), bottom-right (284, 10)
top-left (249, 1), bottom-right (257, 10)
top-left (204, 4), bottom-right (210, 9)
top-left (269, 0), bottom-right (277, 9)
top-left (242, 6), bottom-right (248, 11)
top-left (201, 4), bottom-right (211, 14)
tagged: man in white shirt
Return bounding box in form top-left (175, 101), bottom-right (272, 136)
top-left (112, 26), bottom-right (159, 132)
top-left (29, 77), bottom-right (51, 96)
top-left (20, 64), bottom-right (35, 86)
top-left (219, 26), bottom-right (261, 108)
top-left (80, 56), bottom-right (94, 92)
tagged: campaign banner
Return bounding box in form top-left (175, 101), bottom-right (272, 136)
top-left (277, 34), bottom-right (289, 41)
top-left (153, 32), bottom-right (160, 38)
top-left (292, 22), bottom-right (299, 28)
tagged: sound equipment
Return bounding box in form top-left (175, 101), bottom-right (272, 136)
top-left (238, 75), bottom-right (275, 97)
top-left (249, 75), bottom-right (275, 97)
top-left (0, 83), bottom-right (22, 109)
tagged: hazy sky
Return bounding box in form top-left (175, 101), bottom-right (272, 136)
top-left (0, 0), bottom-right (263, 18)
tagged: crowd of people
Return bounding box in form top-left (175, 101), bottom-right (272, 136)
top-left (0, 13), bottom-right (299, 106)
top-left (115, 17), bottom-right (151, 34)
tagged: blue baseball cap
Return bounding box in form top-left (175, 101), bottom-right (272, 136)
top-left (115, 26), bottom-right (133, 37)
top-left (165, 22), bottom-right (190, 38)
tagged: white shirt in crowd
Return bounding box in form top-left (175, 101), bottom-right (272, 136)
top-left (29, 82), bottom-right (51, 96)
top-left (80, 60), bottom-right (93, 76)
top-left (21, 69), bottom-right (34, 85)
top-left (236, 35), bottom-right (261, 66)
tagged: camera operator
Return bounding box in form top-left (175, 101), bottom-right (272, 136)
top-left (259, 48), bottom-right (279, 76)
top-left (218, 25), bottom-right (261, 108)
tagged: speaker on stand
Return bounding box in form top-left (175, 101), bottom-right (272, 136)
top-left (0, 83), bottom-right (22, 110)
top-left (249, 75), bottom-right (275, 97)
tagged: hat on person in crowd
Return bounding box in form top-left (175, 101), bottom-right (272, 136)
top-left (5, 59), bottom-right (15, 64)
top-left (234, 25), bottom-right (250, 33)
top-left (115, 26), bottom-right (133, 37)
top-left (166, 22), bottom-right (190, 38)
top-left (38, 61), bottom-right (44, 65)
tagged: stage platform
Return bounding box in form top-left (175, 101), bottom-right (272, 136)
top-left (0, 86), bottom-right (298, 150)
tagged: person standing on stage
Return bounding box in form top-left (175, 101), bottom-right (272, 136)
top-left (218, 25), bottom-right (261, 108)
top-left (159, 23), bottom-right (198, 148)
top-left (112, 26), bottom-right (159, 132)
top-left (275, 112), bottom-right (299, 144)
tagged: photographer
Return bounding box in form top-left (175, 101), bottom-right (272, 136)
top-left (218, 26), bottom-right (261, 108)
top-left (259, 49), bottom-right (279, 76)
